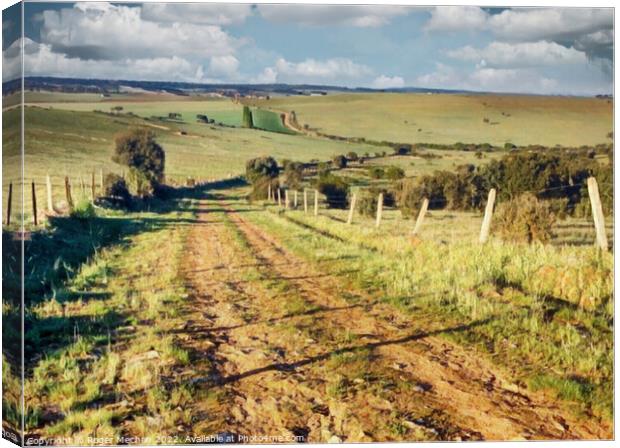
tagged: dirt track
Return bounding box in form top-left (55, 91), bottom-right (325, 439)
top-left (177, 196), bottom-right (610, 442)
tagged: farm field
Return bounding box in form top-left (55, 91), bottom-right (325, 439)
top-left (2, 89), bottom-right (614, 444)
top-left (5, 181), bottom-right (612, 443)
top-left (251, 93), bottom-right (613, 147)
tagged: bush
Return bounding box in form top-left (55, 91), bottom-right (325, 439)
top-left (248, 176), bottom-right (278, 201)
top-left (112, 128), bottom-right (165, 197)
top-left (245, 156), bottom-right (278, 184)
top-left (70, 198), bottom-right (96, 219)
top-left (102, 173), bottom-right (131, 207)
top-left (332, 155), bottom-right (347, 169)
top-left (346, 151), bottom-right (359, 161)
top-left (357, 187), bottom-right (394, 217)
top-left (494, 193), bottom-right (557, 243)
top-left (316, 174), bottom-right (349, 209)
top-left (368, 167), bottom-right (384, 179)
top-left (385, 166), bottom-right (405, 180)
top-left (282, 161), bottom-right (303, 189)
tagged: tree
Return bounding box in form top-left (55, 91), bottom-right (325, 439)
top-left (316, 174), bottom-right (349, 209)
top-left (494, 193), bottom-right (556, 243)
top-left (346, 151), bottom-right (359, 161)
top-left (245, 156), bottom-right (278, 184)
top-left (112, 128), bottom-right (165, 197)
top-left (242, 106), bottom-right (254, 128)
top-left (332, 155), bottom-right (347, 169)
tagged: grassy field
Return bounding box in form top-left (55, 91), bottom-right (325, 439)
top-left (251, 93), bottom-right (613, 147)
top-left (5, 181), bottom-right (612, 442)
top-left (2, 105), bottom-right (383, 222)
top-left (251, 107), bottom-right (295, 134)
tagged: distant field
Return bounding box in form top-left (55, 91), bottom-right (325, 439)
top-left (30, 97), bottom-right (244, 127)
top-left (251, 107), bottom-right (295, 134)
top-left (2, 106), bottom-right (382, 219)
top-left (252, 93), bottom-right (613, 147)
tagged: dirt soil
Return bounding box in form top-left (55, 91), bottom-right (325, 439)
top-left (177, 196), bottom-right (611, 442)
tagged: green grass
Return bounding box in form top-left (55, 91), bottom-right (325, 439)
top-left (251, 107), bottom-right (296, 134)
top-left (252, 93), bottom-right (613, 147)
top-left (238, 197), bottom-right (613, 422)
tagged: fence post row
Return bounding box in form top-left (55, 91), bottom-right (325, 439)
top-left (479, 188), bottom-right (496, 244)
top-left (304, 189), bottom-right (308, 214)
top-left (347, 193), bottom-right (357, 225)
top-left (412, 198), bottom-right (429, 236)
top-left (375, 193), bottom-right (383, 228)
top-left (314, 189), bottom-right (319, 216)
top-left (6, 182), bottom-right (12, 226)
top-left (32, 181), bottom-right (38, 226)
top-left (587, 177), bottom-right (608, 251)
top-left (46, 174), bottom-right (53, 212)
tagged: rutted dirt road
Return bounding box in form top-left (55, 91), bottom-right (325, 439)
top-left (177, 196), bottom-right (610, 442)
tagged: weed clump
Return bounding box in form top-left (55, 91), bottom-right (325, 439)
top-left (494, 193), bottom-right (556, 243)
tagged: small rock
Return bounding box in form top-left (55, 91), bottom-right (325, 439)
top-left (353, 378), bottom-right (365, 384)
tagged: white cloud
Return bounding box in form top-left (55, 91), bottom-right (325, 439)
top-left (424, 6), bottom-right (488, 32)
top-left (487, 8), bottom-right (612, 43)
top-left (13, 38), bottom-right (207, 83)
top-left (372, 75), bottom-right (405, 89)
top-left (416, 62), bottom-right (560, 95)
top-left (140, 3), bottom-right (253, 26)
top-left (208, 55), bottom-right (240, 78)
top-left (39, 2), bottom-right (242, 61)
top-left (258, 5), bottom-right (409, 27)
top-left (447, 41), bottom-right (587, 68)
top-left (270, 57), bottom-right (372, 84)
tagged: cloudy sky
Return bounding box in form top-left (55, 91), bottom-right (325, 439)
top-left (2, 2), bottom-right (614, 95)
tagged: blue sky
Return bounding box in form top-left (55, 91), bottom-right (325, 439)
top-left (2, 2), bottom-right (614, 95)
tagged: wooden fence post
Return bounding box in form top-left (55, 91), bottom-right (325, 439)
top-left (91, 171), bottom-right (96, 200)
top-left (347, 193), bottom-right (357, 225)
top-left (587, 177), bottom-right (608, 251)
top-left (277, 188), bottom-right (282, 207)
top-left (99, 169), bottom-right (104, 191)
top-left (46, 175), bottom-right (53, 212)
top-left (314, 189), bottom-right (319, 216)
top-left (267, 183), bottom-right (271, 203)
top-left (80, 176), bottom-right (86, 197)
top-left (479, 188), bottom-right (496, 244)
top-left (294, 190), bottom-right (298, 208)
top-left (375, 193), bottom-right (383, 228)
top-left (6, 182), bottom-right (12, 226)
top-left (285, 190), bottom-right (290, 209)
top-left (65, 176), bottom-right (74, 210)
top-left (412, 198), bottom-right (429, 235)
top-left (304, 189), bottom-right (308, 213)
top-left (31, 181), bottom-right (38, 226)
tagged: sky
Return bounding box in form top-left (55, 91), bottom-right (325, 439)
top-left (1, 2), bottom-right (614, 95)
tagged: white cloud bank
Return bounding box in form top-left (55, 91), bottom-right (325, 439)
top-left (257, 5), bottom-right (409, 27)
top-left (253, 57), bottom-right (372, 85)
top-left (372, 75), bottom-right (405, 89)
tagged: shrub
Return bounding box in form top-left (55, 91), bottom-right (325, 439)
top-left (357, 187), bottom-right (394, 217)
top-left (248, 176), bottom-right (278, 201)
top-left (103, 174), bottom-right (131, 202)
top-left (316, 174), bottom-right (349, 209)
top-left (332, 155), bottom-right (347, 169)
top-left (385, 166), bottom-right (405, 180)
top-left (368, 167), bottom-right (384, 179)
top-left (394, 145), bottom-right (411, 155)
top-left (494, 193), bottom-right (557, 243)
top-left (282, 161), bottom-right (303, 189)
top-left (112, 128), bottom-right (165, 197)
top-left (346, 151), bottom-right (359, 161)
top-left (245, 156), bottom-right (278, 184)
top-left (70, 198), bottom-right (96, 219)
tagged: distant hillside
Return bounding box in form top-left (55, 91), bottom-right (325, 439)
top-left (3, 76), bottom-right (474, 97)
